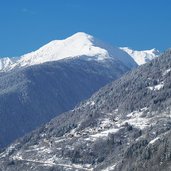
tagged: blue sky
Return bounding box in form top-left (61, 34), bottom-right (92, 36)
top-left (0, 0), bottom-right (171, 56)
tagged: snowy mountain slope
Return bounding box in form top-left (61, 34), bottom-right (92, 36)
top-left (120, 47), bottom-right (160, 65)
top-left (1, 50), bottom-right (171, 171)
top-left (0, 32), bottom-right (137, 72)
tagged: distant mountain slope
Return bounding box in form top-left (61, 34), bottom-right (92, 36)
top-left (0, 32), bottom-right (137, 72)
top-left (1, 50), bottom-right (171, 170)
top-left (0, 55), bottom-right (131, 148)
top-left (120, 47), bottom-right (160, 65)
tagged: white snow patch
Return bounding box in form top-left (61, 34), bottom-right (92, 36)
top-left (102, 163), bottom-right (117, 171)
top-left (91, 128), bottom-right (119, 138)
top-left (12, 152), bottom-right (23, 160)
top-left (154, 83), bottom-right (164, 90)
top-left (149, 137), bottom-right (160, 144)
top-left (99, 117), bottom-right (113, 128)
top-left (148, 82), bottom-right (164, 91)
top-left (90, 101), bottom-right (95, 106)
top-left (163, 68), bottom-right (171, 76)
top-left (126, 108), bottom-right (149, 129)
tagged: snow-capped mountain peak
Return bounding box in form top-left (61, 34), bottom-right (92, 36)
top-left (18, 32), bottom-right (109, 66)
top-left (120, 47), bottom-right (160, 65)
top-left (0, 32), bottom-right (137, 72)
